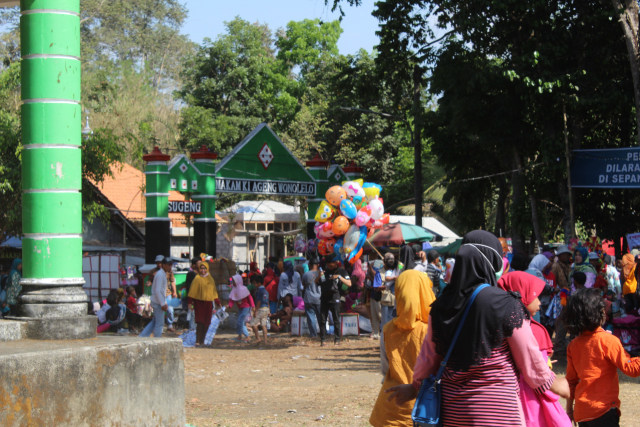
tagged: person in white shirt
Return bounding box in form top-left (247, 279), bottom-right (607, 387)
top-left (139, 257), bottom-right (171, 337)
top-left (413, 250), bottom-right (429, 273)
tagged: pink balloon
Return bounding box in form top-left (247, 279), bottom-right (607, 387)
top-left (355, 206), bottom-right (372, 227)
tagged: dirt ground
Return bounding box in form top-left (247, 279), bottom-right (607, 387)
top-left (181, 330), bottom-right (640, 427)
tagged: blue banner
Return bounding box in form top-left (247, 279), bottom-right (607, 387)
top-left (571, 147), bottom-right (640, 188)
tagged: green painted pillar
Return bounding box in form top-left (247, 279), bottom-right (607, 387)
top-left (143, 147), bottom-right (171, 263)
top-left (18, 0), bottom-right (95, 338)
top-left (191, 146), bottom-right (218, 257)
top-left (305, 154), bottom-right (330, 239)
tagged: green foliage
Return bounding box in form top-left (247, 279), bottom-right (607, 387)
top-left (275, 19), bottom-right (342, 78)
top-left (177, 18), bottom-right (290, 154)
top-left (81, 128), bottom-right (125, 224)
top-left (80, 0), bottom-right (193, 166)
top-left (0, 61), bottom-right (21, 239)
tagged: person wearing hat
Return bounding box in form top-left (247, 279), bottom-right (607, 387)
top-left (551, 245), bottom-right (572, 356)
top-left (139, 256), bottom-right (172, 337)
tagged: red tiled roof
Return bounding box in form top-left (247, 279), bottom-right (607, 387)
top-left (92, 163), bottom-right (146, 221)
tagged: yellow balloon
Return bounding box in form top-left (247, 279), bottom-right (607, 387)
top-left (314, 200), bottom-right (337, 223)
top-left (363, 186), bottom-right (381, 202)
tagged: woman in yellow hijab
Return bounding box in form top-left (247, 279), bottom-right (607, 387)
top-left (187, 262), bottom-right (220, 346)
top-left (369, 269), bottom-right (436, 426)
top-left (622, 253), bottom-right (639, 312)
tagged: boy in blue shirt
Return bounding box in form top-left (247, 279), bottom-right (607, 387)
top-left (250, 275), bottom-right (270, 344)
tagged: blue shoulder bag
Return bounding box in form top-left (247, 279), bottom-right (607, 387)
top-left (411, 283), bottom-right (489, 427)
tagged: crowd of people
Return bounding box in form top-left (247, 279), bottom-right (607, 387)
top-left (9, 228), bottom-right (640, 426)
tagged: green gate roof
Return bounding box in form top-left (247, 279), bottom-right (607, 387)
top-left (215, 123), bottom-right (316, 196)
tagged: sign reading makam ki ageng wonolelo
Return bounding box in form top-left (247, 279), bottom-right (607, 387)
top-left (215, 177), bottom-right (316, 196)
top-left (571, 147), bottom-right (640, 188)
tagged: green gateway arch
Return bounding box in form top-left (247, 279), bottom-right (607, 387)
top-left (143, 124), bottom-right (361, 259)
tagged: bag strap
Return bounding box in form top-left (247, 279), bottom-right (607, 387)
top-left (433, 283), bottom-right (490, 381)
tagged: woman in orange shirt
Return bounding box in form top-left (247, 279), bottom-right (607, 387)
top-left (563, 288), bottom-right (640, 426)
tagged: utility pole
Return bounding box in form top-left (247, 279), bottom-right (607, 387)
top-left (412, 65), bottom-right (423, 227)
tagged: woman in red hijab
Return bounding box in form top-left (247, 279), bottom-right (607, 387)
top-left (263, 264), bottom-right (279, 314)
top-left (248, 261), bottom-right (261, 280)
top-left (498, 271), bottom-right (571, 427)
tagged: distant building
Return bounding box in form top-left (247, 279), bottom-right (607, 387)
top-left (217, 200), bottom-right (306, 270)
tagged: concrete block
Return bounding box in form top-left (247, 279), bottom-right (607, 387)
top-left (0, 320), bottom-right (26, 342)
top-left (0, 336), bottom-right (185, 426)
top-left (25, 315), bottom-right (97, 340)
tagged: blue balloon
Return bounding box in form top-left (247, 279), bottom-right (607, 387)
top-left (339, 199), bottom-right (357, 219)
top-left (347, 226), bottom-right (368, 261)
top-left (333, 236), bottom-right (344, 258)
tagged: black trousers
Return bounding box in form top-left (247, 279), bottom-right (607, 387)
top-left (319, 299), bottom-right (341, 340)
top-left (578, 408), bottom-right (619, 427)
top-left (624, 293), bottom-right (640, 313)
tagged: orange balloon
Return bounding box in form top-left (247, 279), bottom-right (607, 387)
top-left (318, 238), bottom-right (336, 256)
top-left (325, 185), bottom-right (347, 207)
top-left (380, 213), bottom-right (390, 224)
top-left (348, 248), bottom-right (364, 264)
top-left (332, 216), bottom-right (350, 236)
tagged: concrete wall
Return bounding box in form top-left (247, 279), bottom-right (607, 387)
top-left (0, 336), bottom-right (185, 426)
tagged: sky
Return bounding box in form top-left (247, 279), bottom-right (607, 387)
top-left (180, 0), bottom-right (380, 55)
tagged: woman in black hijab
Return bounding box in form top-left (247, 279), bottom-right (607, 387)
top-left (386, 230), bottom-right (569, 426)
top-left (430, 229), bottom-right (522, 368)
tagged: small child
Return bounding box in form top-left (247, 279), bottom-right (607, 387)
top-left (573, 271), bottom-right (587, 291)
top-left (498, 271), bottom-right (571, 427)
top-left (228, 273), bottom-right (254, 342)
top-left (98, 289), bottom-right (127, 333)
top-left (250, 275), bottom-right (269, 344)
top-left (563, 288), bottom-right (640, 426)
top-left (125, 286), bottom-right (142, 332)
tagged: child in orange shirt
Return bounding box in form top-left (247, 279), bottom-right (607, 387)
top-left (563, 288), bottom-right (640, 426)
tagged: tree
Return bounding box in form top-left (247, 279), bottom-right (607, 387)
top-left (275, 19), bottom-right (342, 79)
top-left (286, 50), bottom-right (405, 188)
top-left (611, 0), bottom-right (640, 144)
top-left (80, 0), bottom-right (194, 164)
top-left (329, 0), bottom-right (640, 250)
top-left (177, 18), bottom-right (291, 155)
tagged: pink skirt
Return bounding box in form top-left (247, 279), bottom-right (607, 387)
top-left (519, 352), bottom-right (572, 427)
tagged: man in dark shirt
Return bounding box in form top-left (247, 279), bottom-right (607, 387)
top-left (425, 250), bottom-right (444, 296)
top-left (320, 259), bottom-right (351, 345)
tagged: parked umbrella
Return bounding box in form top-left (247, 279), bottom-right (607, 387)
top-left (368, 222), bottom-right (435, 247)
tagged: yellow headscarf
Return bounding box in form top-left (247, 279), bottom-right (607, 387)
top-left (393, 269), bottom-right (436, 330)
top-left (188, 263), bottom-right (218, 301)
top-left (370, 270), bottom-right (436, 427)
top-left (622, 253), bottom-right (637, 295)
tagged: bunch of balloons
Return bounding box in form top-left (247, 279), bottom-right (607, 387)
top-left (312, 179), bottom-right (389, 264)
